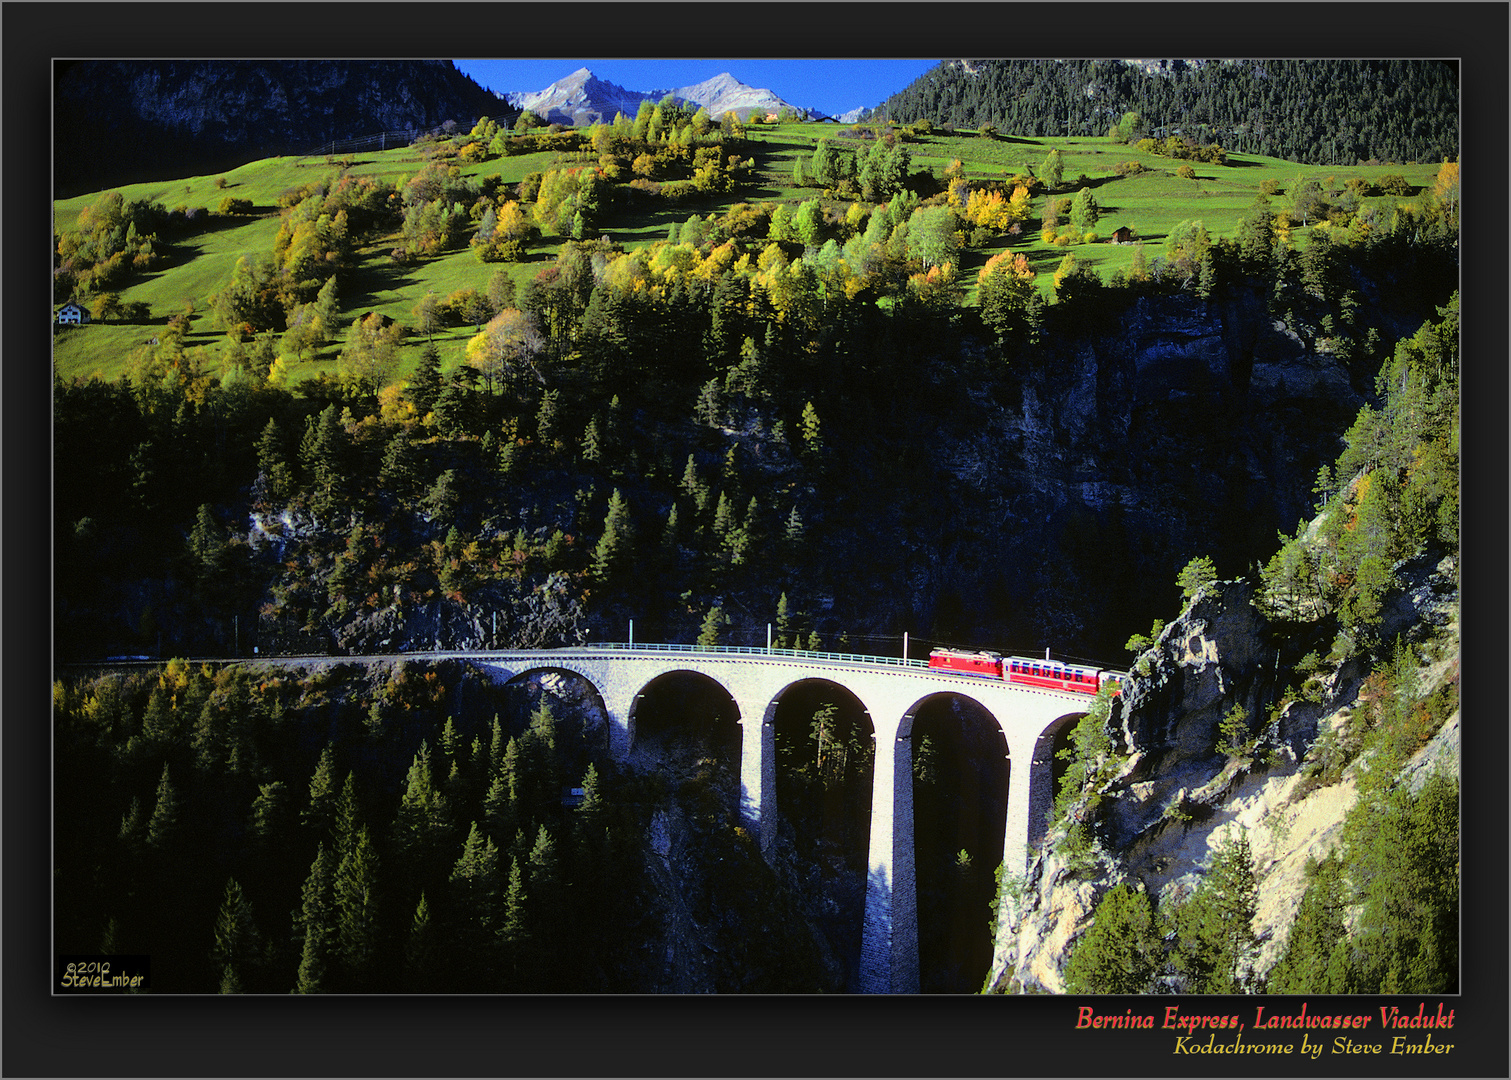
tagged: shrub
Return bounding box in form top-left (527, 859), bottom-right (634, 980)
top-left (218, 197), bottom-right (253, 215)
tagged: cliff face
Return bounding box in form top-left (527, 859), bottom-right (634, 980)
top-left (891, 287), bottom-right (1380, 659)
top-left (986, 552), bottom-right (1459, 994)
top-left (55, 60), bottom-right (501, 195)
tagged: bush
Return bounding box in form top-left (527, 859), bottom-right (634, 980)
top-left (218, 197), bottom-right (253, 215)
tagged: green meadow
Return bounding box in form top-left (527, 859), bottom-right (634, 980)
top-left (53, 125), bottom-right (1443, 386)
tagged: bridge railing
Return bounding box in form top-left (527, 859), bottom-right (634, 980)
top-left (567, 642), bottom-right (933, 670)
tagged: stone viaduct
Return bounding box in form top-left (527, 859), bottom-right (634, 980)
top-left (468, 644), bottom-right (1098, 995)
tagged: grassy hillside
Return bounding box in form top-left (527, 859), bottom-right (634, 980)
top-left (52, 123), bottom-right (1442, 387)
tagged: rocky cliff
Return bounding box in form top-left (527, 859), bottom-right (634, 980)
top-left (986, 552), bottom-right (1459, 994)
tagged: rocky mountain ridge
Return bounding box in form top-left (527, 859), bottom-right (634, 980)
top-left (501, 67), bottom-right (806, 126)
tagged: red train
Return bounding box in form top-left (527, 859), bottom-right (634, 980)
top-left (927, 648), bottom-right (1123, 696)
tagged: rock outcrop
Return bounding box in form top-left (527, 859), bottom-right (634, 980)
top-left (985, 553), bottom-right (1459, 995)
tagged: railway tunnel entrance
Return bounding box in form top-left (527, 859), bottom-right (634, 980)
top-left (908, 693), bottom-right (1010, 994)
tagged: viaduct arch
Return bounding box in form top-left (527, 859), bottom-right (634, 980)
top-left (472, 646), bottom-right (1096, 993)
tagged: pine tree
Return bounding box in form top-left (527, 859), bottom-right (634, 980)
top-left (680, 454), bottom-right (709, 515)
top-left (1168, 831), bottom-right (1259, 992)
top-left (1041, 148), bottom-right (1064, 190)
top-left (581, 416), bottom-right (603, 464)
top-left (1070, 187), bottom-right (1100, 231)
top-left (331, 772), bottom-right (361, 858)
top-left (1063, 883), bottom-right (1161, 993)
top-left (254, 418), bottom-right (294, 505)
top-left (333, 825), bottom-right (380, 989)
top-left (660, 502), bottom-right (681, 558)
top-left (292, 844), bottom-right (337, 993)
top-left (775, 593), bottom-right (794, 649)
top-left (145, 764), bottom-right (179, 850)
top-left (211, 878), bottom-right (260, 994)
top-left (1268, 855), bottom-right (1349, 993)
top-left (482, 770), bottom-right (517, 845)
top-left (391, 741), bottom-right (451, 886)
top-left (591, 488), bottom-right (635, 582)
top-left (447, 822), bottom-right (503, 984)
top-left (246, 781), bottom-right (289, 849)
top-left (698, 605), bottom-right (725, 648)
top-left (118, 795), bottom-right (145, 856)
top-left (404, 892), bottom-right (438, 992)
top-left (798, 401), bottom-right (823, 458)
top-left (499, 857), bottom-right (530, 987)
top-left (302, 746), bottom-right (338, 837)
top-left (411, 340), bottom-right (444, 416)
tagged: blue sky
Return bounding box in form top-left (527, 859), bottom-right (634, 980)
top-left (453, 59), bottom-right (939, 118)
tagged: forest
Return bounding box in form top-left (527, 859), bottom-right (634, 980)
top-left (869, 59), bottom-right (1460, 168)
top-left (52, 78), bottom-right (1461, 994)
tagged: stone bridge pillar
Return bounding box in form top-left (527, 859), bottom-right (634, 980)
top-left (857, 716), bottom-right (918, 994)
top-left (734, 696), bottom-right (778, 854)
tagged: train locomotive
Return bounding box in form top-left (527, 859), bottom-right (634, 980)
top-left (927, 647), bottom-right (1123, 696)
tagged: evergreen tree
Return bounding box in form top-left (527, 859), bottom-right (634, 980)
top-left (302, 746), bottom-right (339, 837)
top-left (378, 430), bottom-right (421, 500)
top-left (331, 772), bottom-right (361, 859)
top-left (411, 340), bottom-right (444, 416)
top-left (1070, 187), bottom-right (1100, 231)
top-left (254, 418), bottom-right (294, 506)
top-left (211, 878), bottom-right (260, 994)
top-left (660, 502), bottom-right (681, 559)
top-left (1267, 855), bottom-right (1350, 993)
top-left (333, 825), bottom-right (380, 989)
top-left (292, 844), bottom-right (337, 993)
top-left (246, 781), bottom-right (289, 849)
top-left (698, 605), bottom-right (725, 648)
top-left (1176, 555), bottom-right (1219, 603)
top-left (447, 821), bottom-right (503, 985)
top-left (591, 489), bottom-right (635, 582)
top-left (145, 763), bottom-right (180, 850)
top-left (1063, 882), bottom-right (1161, 993)
top-left (404, 892), bottom-right (438, 992)
top-left (188, 502), bottom-right (223, 572)
top-left (499, 857), bottom-right (530, 986)
top-left (1168, 832), bottom-right (1259, 993)
top-left (798, 401), bottom-right (824, 458)
top-left (391, 741), bottom-right (452, 887)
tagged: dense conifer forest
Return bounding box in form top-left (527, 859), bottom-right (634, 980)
top-left (870, 60), bottom-right (1459, 168)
